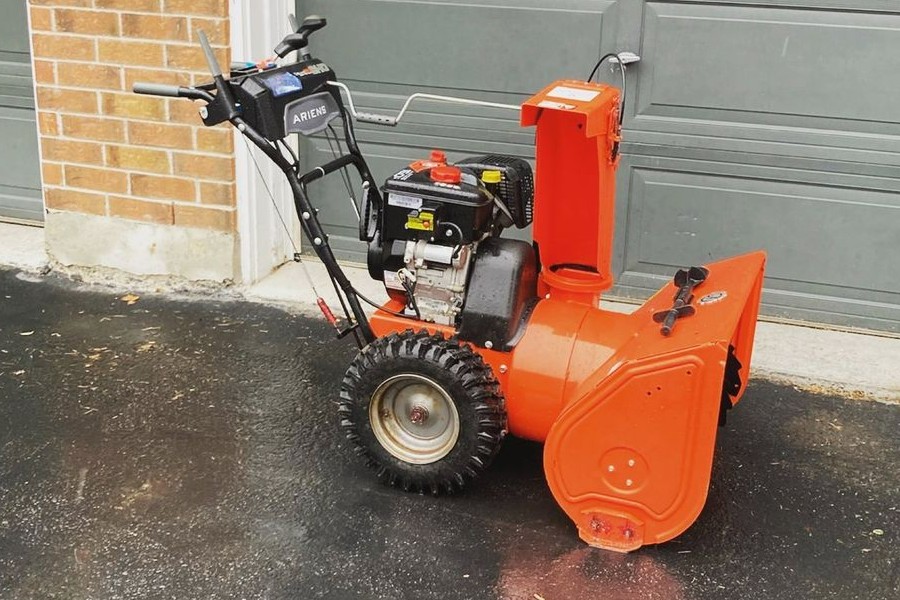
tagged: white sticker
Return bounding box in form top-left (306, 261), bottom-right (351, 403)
top-left (388, 193), bottom-right (423, 209)
top-left (537, 100), bottom-right (576, 110)
top-left (548, 86), bottom-right (600, 102)
top-left (383, 271), bottom-right (405, 291)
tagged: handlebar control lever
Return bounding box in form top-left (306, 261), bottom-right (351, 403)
top-left (196, 29), bottom-right (241, 126)
top-left (274, 14), bottom-right (327, 59)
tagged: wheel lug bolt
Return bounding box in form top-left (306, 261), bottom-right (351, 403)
top-left (409, 406), bottom-right (429, 424)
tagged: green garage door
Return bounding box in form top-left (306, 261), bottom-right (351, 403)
top-left (0, 1), bottom-right (43, 223)
top-left (296, 0), bottom-right (900, 334)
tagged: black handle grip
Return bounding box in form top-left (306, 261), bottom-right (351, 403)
top-left (133, 82), bottom-right (182, 98)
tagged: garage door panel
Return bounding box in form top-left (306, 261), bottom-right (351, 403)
top-left (633, 2), bottom-right (900, 152)
top-left (295, 0), bottom-right (899, 332)
top-left (0, 106), bottom-right (42, 192)
top-left (0, 187), bottom-right (43, 223)
top-left (617, 269), bottom-right (900, 333)
top-left (0, 1), bottom-right (42, 223)
top-left (302, 0), bottom-right (613, 94)
top-left (0, 2), bottom-right (30, 56)
top-left (0, 61), bottom-right (35, 110)
top-left (613, 156), bottom-right (900, 331)
top-left (620, 142), bottom-right (900, 186)
top-left (626, 168), bottom-right (900, 294)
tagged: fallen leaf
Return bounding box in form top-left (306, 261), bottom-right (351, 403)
top-left (120, 293), bottom-right (140, 305)
top-left (12, 370), bottom-right (25, 376)
top-left (19, 331), bottom-right (34, 336)
top-left (136, 341), bottom-right (157, 353)
top-left (872, 529), bottom-right (884, 536)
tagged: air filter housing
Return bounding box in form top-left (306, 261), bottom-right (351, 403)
top-left (457, 155), bottom-right (534, 229)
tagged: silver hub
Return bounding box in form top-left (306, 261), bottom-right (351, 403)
top-left (369, 374), bottom-right (460, 464)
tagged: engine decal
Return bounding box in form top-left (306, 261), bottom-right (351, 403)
top-left (388, 193), bottom-right (422, 209)
top-left (406, 211), bottom-right (435, 231)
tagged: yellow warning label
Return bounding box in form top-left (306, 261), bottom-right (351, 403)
top-left (406, 211), bottom-right (435, 231)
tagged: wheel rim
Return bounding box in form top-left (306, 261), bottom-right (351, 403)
top-left (369, 374), bottom-right (460, 465)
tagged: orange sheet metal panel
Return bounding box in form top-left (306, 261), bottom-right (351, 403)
top-left (543, 252), bottom-right (767, 552)
top-left (521, 80), bottom-right (621, 302)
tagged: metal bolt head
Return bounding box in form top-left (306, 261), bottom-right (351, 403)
top-left (626, 479), bottom-right (633, 487)
top-left (302, 211), bottom-right (310, 220)
top-left (313, 237), bottom-right (322, 246)
top-left (608, 465), bottom-right (615, 472)
top-left (409, 406), bottom-right (429, 425)
top-left (499, 364), bottom-right (508, 374)
top-left (484, 341), bottom-right (493, 349)
top-left (628, 459), bottom-right (635, 467)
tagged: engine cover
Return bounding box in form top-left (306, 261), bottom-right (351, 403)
top-left (382, 163), bottom-right (494, 245)
top-left (458, 238), bottom-right (538, 350)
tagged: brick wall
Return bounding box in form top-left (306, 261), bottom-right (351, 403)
top-left (29, 0), bottom-right (236, 235)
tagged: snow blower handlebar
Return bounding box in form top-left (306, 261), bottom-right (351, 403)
top-left (134, 27), bottom-right (378, 346)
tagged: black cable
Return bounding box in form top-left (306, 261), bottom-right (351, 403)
top-left (325, 123), bottom-right (359, 215)
top-left (586, 53), bottom-right (627, 126)
top-left (352, 287), bottom-right (414, 319)
top-left (586, 53), bottom-right (618, 85)
top-left (277, 138), bottom-right (299, 169)
top-left (400, 277), bottom-right (422, 319)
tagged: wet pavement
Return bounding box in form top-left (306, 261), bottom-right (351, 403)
top-left (0, 267), bottom-right (897, 600)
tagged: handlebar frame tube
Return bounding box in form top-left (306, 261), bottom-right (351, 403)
top-left (134, 76), bottom-right (382, 345)
top-left (234, 114), bottom-right (377, 344)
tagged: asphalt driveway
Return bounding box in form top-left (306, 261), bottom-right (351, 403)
top-left (0, 268), bottom-right (897, 599)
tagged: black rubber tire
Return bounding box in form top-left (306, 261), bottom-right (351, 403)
top-left (339, 330), bottom-right (507, 495)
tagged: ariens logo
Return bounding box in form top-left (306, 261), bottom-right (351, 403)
top-left (293, 105), bottom-right (329, 124)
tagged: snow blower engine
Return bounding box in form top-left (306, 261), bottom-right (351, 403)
top-left (368, 153), bottom-right (535, 334)
top-left (135, 15), bottom-right (767, 552)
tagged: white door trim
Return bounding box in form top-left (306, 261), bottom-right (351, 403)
top-left (230, 0), bottom-right (301, 284)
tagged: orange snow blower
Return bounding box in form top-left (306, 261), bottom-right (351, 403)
top-left (135, 16), bottom-right (766, 552)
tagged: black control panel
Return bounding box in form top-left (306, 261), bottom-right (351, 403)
top-left (230, 59), bottom-right (339, 141)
